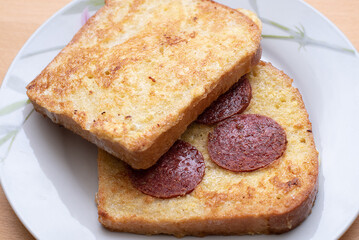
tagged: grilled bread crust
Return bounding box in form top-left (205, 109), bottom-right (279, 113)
top-left (97, 62), bottom-right (319, 237)
top-left (26, 0), bottom-right (261, 169)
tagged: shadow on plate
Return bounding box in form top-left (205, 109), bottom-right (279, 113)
top-left (23, 107), bottom-right (324, 240)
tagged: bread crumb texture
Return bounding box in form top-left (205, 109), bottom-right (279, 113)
top-left (26, 0), bottom-right (260, 153)
top-left (97, 62), bottom-right (319, 236)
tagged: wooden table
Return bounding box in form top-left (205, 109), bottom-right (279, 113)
top-left (0, 0), bottom-right (358, 239)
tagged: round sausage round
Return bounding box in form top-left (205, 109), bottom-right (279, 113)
top-left (129, 140), bottom-right (205, 198)
top-left (197, 76), bottom-right (252, 125)
top-left (208, 114), bottom-right (287, 172)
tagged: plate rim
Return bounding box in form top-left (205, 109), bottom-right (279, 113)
top-left (0, 0), bottom-right (358, 239)
top-left (0, 1), bottom-right (88, 239)
top-left (298, 0), bottom-right (358, 55)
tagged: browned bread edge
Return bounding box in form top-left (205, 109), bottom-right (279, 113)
top-left (26, 1), bottom-right (262, 169)
top-left (97, 149), bottom-right (318, 237)
top-left (96, 61), bottom-right (319, 236)
top-left (29, 46), bottom-right (261, 169)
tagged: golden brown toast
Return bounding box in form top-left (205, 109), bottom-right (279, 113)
top-left (26, 0), bottom-right (262, 169)
top-left (97, 62), bottom-right (319, 236)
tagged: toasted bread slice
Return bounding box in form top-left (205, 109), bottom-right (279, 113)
top-left (97, 61), bottom-right (319, 236)
top-left (26, 0), bottom-right (261, 169)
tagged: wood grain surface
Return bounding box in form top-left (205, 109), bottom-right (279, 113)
top-left (0, 0), bottom-right (358, 239)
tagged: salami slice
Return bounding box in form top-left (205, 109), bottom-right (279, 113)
top-left (208, 114), bottom-right (287, 172)
top-left (129, 140), bottom-right (205, 198)
top-left (197, 76), bottom-right (252, 125)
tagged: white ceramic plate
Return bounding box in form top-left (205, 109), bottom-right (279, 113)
top-left (1, 0), bottom-right (358, 239)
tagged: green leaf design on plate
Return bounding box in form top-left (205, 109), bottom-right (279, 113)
top-left (0, 131), bottom-right (17, 147)
top-left (22, 45), bottom-right (66, 59)
top-left (0, 109), bottom-right (34, 162)
top-left (261, 18), bottom-right (355, 54)
top-left (249, 0), bottom-right (356, 55)
top-left (63, 0), bottom-right (105, 15)
top-left (88, 0), bottom-right (105, 6)
top-left (23, 0), bottom-right (106, 59)
top-left (6, 75), bottom-right (28, 94)
top-left (0, 125), bottom-right (18, 135)
top-left (0, 99), bottom-right (30, 116)
top-left (0, 132), bottom-right (17, 162)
